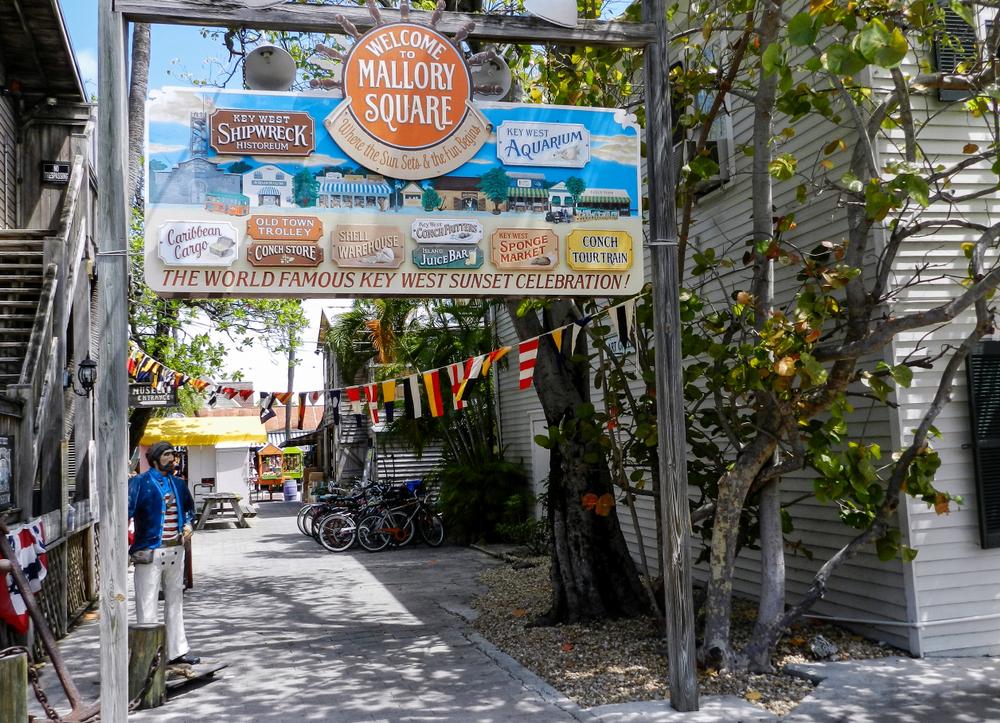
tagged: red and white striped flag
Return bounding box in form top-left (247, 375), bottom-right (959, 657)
top-left (518, 338), bottom-right (539, 390)
top-left (447, 362), bottom-right (467, 410)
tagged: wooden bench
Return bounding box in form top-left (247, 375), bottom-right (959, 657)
top-left (195, 493), bottom-right (249, 530)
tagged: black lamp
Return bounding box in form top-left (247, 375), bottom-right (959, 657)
top-left (75, 355), bottom-right (97, 397)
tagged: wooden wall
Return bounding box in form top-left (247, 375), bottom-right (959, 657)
top-left (0, 55), bottom-right (17, 229)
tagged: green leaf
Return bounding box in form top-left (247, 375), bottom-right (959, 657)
top-left (889, 364), bottom-right (913, 388)
top-left (840, 172), bottom-right (864, 193)
top-left (687, 154), bottom-right (720, 180)
top-left (533, 434), bottom-right (552, 449)
top-left (826, 44), bottom-right (867, 76)
top-left (788, 13), bottom-right (818, 46)
top-left (762, 43), bottom-right (784, 76)
top-left (950, 0), bottom-right (976, 28)
top-left (901, 546), bottom-right (919, 562)
top-left (897, 174), bottom-right (930, 207)
top-left (768, 153), bottom-right (798, 181)
top-left (875, 536), bottom-right (898, 561)
top-left (858, 19), bottom-right (896, 66)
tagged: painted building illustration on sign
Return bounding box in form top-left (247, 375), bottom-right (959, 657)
top-left (316, 172), bottom-right (392, 210)
top-left (144, 82), bottom-right (643, 298)
top-left (242, 165), bottom-right (294, 207)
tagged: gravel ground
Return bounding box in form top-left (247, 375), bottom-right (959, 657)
top-left (471, 558), bottom-right (901, 716)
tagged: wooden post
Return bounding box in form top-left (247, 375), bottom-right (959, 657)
top-left (97, 0), bottom-right (131, 720)
top-left (0, 649), bottom-right (28, 723)
top-left (127, 624), bottom-right (166, 709)
top-left (643, 0), bottom-right (700, 711)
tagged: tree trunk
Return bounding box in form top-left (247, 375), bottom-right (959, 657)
top-left (506, 302), bottom-right (647, 623)
top-left (285, 339), bottom-right (295, 443)
top-left (127, 23), bottom-right (151, 204)
top-left (700, 432), bottom-right (777, 668)
top-left (746, 477), bottom-right (785, 672)
top-left (701, 0), bottom-right (784, 671)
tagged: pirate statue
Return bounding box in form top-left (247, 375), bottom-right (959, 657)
top-left (128, 440), bottom-right (200, 665)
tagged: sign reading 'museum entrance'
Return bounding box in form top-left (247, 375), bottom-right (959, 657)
top-left (145, 78), bottom-right (642, 297)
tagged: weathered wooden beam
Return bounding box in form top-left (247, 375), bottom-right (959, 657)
top-left (97, 0), bottom-right (131, 720)
top-left (0, 648), bottom-right (28, 723)
top-left (127, 624), bottom-right (166, 710)
top-left (643, 0), bottom-right (700, 713)
top-left (113, 0), bottom-right (655, 48)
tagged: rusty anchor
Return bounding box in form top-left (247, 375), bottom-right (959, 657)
top-left (0, 520), bottom-right (100, 721)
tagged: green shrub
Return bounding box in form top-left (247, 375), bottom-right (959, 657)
top-left (428, 459), bottom-right (530, 544)
top-left (496, 492), bottom-right (551, 555)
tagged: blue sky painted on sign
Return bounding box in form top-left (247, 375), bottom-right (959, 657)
top-left (149, 88), bottom-right (641, 211)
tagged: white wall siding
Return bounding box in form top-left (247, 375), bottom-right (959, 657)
top-left (880, 63), bottom-right (1000, 653)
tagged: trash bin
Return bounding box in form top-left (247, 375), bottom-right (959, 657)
top-left (283, 479), bottom-right (300, 502)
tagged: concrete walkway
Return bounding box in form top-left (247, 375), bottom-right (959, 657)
top-left (26, 503), bottom-right (1000, 722)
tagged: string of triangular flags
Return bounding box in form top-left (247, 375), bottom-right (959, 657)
top-left (126, 295), bottom-right (643, 427)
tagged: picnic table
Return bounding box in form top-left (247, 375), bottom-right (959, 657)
top-left (195, 493), bottom-right (249, 530)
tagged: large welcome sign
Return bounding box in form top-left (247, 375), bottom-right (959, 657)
top-left (327, 22), bottom-right (490, 179)
top-left (145, 42), bottom-right (642, 298)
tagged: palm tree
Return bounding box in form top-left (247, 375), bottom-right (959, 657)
top-left (327, 298), bottom-right (421, 384)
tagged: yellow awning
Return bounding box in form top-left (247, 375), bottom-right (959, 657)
top-left (140, 416), bottom-right (268, 447)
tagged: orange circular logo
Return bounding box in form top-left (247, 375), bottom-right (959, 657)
top-left (342, 23), bottom-right (472, 151)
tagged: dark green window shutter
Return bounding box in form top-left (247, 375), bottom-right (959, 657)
top-left (934, 5), bottom-right (979, 101)
top-left (965, 342), bottom-right (1000, 548)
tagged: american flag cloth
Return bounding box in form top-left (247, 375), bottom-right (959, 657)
top-left (518, 338), bottom-right (540, 390)
top-left (0, 521), bottom-right (48, 634)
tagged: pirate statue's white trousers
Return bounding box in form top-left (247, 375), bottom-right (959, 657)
top-left (134, 545), bottom-right (189, 661)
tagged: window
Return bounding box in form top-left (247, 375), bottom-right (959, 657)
top-left (276, 172), bottom-right (285, 181)
top-left (965, 342), bottom-right (1000, 548)
top-left (254, 171), bottom-right (263, 179)
top-left (934, 4), bottom-right (986, 101)
top-left (671, 46), bottom-right (735, 195)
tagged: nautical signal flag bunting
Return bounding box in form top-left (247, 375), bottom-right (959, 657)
top-left (127, 296), bottom-right (645, 425)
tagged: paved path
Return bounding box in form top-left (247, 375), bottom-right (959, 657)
top-left (33, 503), bottom-right (1000, 722)
top-left (39, 502), bottom-right (585, 722)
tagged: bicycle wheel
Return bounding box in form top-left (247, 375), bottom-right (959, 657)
top-left (357, 513), bottom-right (391, 552)
top-left (297, 504), bottom-right (321, 537)
top-left (310, 510), bottom-right (338, 543)
top-left (317, 513), bottom-right (356, 553)
top-left (417, 511), bottom-right (445, 547)
top-left (384, 510), bottom-right (415, 548)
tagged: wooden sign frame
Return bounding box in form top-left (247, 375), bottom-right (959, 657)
top-left (102, 0), bottom-right (697, 714)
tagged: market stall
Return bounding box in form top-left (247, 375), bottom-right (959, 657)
top-left (281, 446), bottom-right (304, 501)
top-left (256, 443), bottom-right (285, 499)
top-left (139, 416), bottom-right (268, 502)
